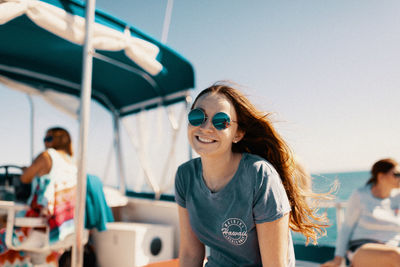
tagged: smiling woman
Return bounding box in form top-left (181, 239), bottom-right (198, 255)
top-left (187, 91), bottom-right (242, 160)
top-left (175, 81), bottom-right (329, 267)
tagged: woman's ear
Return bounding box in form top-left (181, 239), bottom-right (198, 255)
top-left (233, 130), bottom-right (245, 143)
top-left (376, 172), bottom-right (386, 183)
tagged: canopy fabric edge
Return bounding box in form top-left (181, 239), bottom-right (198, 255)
top-left (0, 0), bottom-right (163, 75)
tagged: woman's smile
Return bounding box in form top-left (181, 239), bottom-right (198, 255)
top-left (196, 135), bottom-right (217, 144)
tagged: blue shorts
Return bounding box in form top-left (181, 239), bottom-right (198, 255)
top-left (348, 239), bottom-right (383, 252)
top-left (346, 239), bottom-right (383, 263)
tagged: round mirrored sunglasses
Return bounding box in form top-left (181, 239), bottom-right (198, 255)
top-left (188, 108), bottom-right (234, 130)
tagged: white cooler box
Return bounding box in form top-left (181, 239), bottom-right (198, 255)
top-left (92, 222), bottom-right (174, 267)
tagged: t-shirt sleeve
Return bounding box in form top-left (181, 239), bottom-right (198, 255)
top-left (174, 166), bottom-right (186, 208)
top-left (253, 162), bottom-right (291, 224)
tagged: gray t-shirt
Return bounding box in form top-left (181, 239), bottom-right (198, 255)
top-left (175, 153), bottom-right (295, 267)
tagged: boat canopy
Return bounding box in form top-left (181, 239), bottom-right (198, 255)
top-left (0, 0), bottom-right (195, 117)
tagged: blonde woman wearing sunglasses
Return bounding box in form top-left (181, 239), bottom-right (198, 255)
top-left (175, 82), bottom-right (328, 267)
top-left (322, 158), bottom-right (400, 267)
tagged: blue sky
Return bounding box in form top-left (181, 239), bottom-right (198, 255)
top-left (1, 0), bottom-right (400, 185)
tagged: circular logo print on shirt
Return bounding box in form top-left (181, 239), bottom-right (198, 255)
top-left (221, 218), bottom-right (248, 246)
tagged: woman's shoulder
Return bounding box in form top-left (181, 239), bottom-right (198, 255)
top-left (241, 153), bottom-right (277, 175)
top-left (356, 185), bottom-right (371, 194)
top-left (46, 148), bottom-right (75, 164)
top-left (35, 150), bottom-right (52, 165)
top-left (238, 153), bottom-right (281, 190)
top-left (350, 185), bottom-right (371, 200)
top-left (177, 157), bottom-right (201, 173)
top-left (45, 148), bottom-right (60, 160)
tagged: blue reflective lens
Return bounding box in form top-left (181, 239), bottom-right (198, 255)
top-left (212, 112), bottom-right (231, 130)
top-left (188, 109), bottom-right (206, 126)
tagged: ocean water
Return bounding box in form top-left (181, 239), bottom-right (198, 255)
top-left (292, 170), bottom-right (370, 246)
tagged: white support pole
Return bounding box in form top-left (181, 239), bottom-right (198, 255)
top-left (26, 94), bottom-right (34, 163)
top-left (186, 95), bottom-right (193, 160)
top-left (72, 0), bottom-right (96, 266)
top-left (161, 0), bottom-right (174, 44)
top-left (335, 202), bottom-right (346, 231)
top-left (113, 113), bottom-right (126, 195)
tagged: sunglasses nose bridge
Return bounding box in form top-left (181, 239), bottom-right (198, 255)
top-left (199, 116), bottom-right (214, 130)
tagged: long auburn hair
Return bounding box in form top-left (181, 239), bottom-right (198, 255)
top-left (192, 82), bottom-right (328, 244)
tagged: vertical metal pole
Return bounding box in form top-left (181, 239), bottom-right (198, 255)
top-left (113, 113), bottom-right (126, 194)
top-left (186, 95), bottom-right (193, 160)
top-left (336, 202), bottom-right (345, 231)
top-left (161, 0), bottom-right (174, 44)
top-left (27, 94), bottom-right (34, 163)
top-left (72, 0), bottom-right (96, 266)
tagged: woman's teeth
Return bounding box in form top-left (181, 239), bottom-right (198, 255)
top-left (198, 136), bottom-right (214, 143)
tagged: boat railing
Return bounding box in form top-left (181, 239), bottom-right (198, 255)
top-left (311, 200), bottom-right (348, 231)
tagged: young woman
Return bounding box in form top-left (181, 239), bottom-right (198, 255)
top-left (175, 82), bottom-right (328, 267)
top-left (0, 127), bottom-right (77, 266)
top-left (21, 126), bottom-right (76, 184)
top-left (321, 158), bottom-right (400, 267)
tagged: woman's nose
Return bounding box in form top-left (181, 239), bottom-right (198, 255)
top-left (200, 117), bottom-right (213, 130)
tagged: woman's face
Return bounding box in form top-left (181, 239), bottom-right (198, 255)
top-left (187, 92), bottom-right (244, 159)
top-left (387, 165), bottom-right (400, 188)
top-left (380, 165), bottom-right (400, 189)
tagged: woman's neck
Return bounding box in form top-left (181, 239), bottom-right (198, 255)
top-left (201, 152), bottom-right (242, 192)
top-left (371, 183), bottom-right (392, 199)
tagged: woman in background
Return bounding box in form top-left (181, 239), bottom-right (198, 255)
top-left (21, 126), bottom-right (76, 185)
top-left (321, 158), bottom-right (400, 267)
top-left (175, 82), bottom-right (329, 267)
top-left (0, 126), bottom-right (77, 266)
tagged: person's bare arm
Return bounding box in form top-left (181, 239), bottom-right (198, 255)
top-left (256, 213), bottom-right (290, 267)
top-left (178, 206), bottom-right (205, 267)
top-left (20, 151), bottom-right (52, 184)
